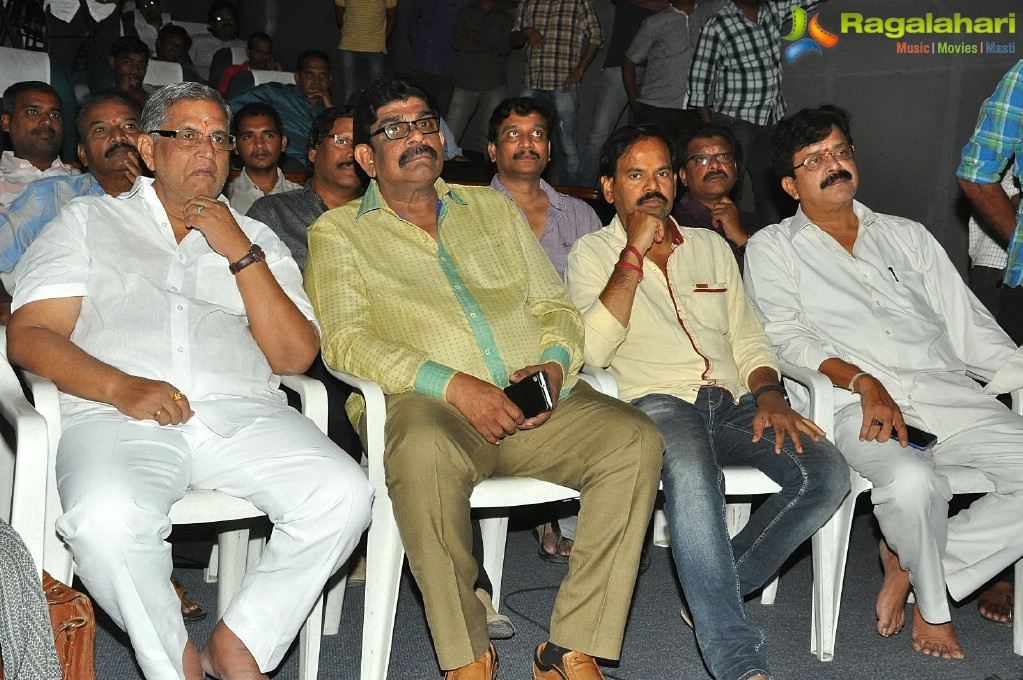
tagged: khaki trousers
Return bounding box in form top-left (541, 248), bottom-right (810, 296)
top-left (380, 382), bottom-right (663, 670)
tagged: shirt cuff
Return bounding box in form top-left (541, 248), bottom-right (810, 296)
top-left (413, 360), bottom-right (457, 400)
top-left (541, 345), bottom-right (571, 380)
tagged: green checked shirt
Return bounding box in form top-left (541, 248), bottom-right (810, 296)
top-left (305, 178), bottom-right (582, 424)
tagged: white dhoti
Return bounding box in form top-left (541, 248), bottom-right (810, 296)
top-left (834, 402), bottom-right (1023, 622)
top-left (54, 406), bottom-right (373, 680)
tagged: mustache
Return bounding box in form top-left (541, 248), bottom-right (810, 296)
top-left (398, 144), bottom-right (438, 167)
top-left (637, 190), bottom-right (668, 206)
top-left (32, 127), bottom-right (55, 137)
top-left (703, 169), bottom-right (728, 182)
top-left (820, 170), bottom-right (853, 189)
top-left (105, 141), bottom-right (139, 158)
top-left (513, 149), bottom-right (541, 160)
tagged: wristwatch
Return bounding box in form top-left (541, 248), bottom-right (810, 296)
top-left (228, 244), bottom-right (265, 275)
top-left (752, 383), bottom-right (788, 404)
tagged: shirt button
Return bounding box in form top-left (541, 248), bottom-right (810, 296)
top-left (177, 305), bottom-right (183, 311)
top-left (454, 285), bottom-right (461, 290)
top-left (170, 286), bottom-right (178, 292)
top-left (469, 312), bottom-right (477, 319)
top-left (908, 394), bottom-right (913, 400)
top-left (885, 330), bottom-right (892, 336)
top-left (484, 349), bottom-right (491, 356)
top-left (177, 346), bottom-right (184, 353)
top-left (874, 300), bottom-right (881, 306)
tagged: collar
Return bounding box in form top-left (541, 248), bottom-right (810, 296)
top-left (356, 177), bottom-right (467, 220)
top-left (489, 174), bottom-right (566, 211)
top-left (785, 199), bottom-right (878, 237)
top-left (0, 150), bottom-right (70, 174)
top-left (301, 180), bottom-right (329, 211)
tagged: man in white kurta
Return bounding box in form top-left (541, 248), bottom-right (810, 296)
top-left (743, 104), bottom-right (1023, 660)
top-left (6, 83), bottom-right (372, 680)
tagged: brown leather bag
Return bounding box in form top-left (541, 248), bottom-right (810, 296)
top-left (42, 572), bottom-right (96, 680)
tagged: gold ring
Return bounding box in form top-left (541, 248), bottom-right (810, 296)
top-left (871, 418), bottom-right (883, 427)
top-left (172, 392), bottom-right (183, 401)
top-left (154, 408), bottom-right (165, 418)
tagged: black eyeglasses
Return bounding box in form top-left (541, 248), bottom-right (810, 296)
top-left (685, 152), bottom-right (735, 166)
top-left (793, 145), bottom-right (855, 172)
top-left (149, 129), bottom-right (236, 151)
top-left (370, 116), bottom-right (440, 141)
top-left (324, 134), bottom-right (352, 147)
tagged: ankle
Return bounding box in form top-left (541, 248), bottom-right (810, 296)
top-left (539, 641), bottom-right (571, 666)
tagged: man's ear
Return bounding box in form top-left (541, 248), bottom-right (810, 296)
top-left (678, 167), bottom-right (688, 189)
top-left (599, 174), bottom-right (615, 205)
top-left (354, 143), bottom-right (376, 178)
top-left (1, 113), bottom-right (9, 133)
top-left (487, 141), bottom-right (497, 164)
top-left (108, 55), bottom-right (116, 70)
top-left (293, 71), bottom-right (300, 86)
top-left (136, 133), bottom-right (157, 172)
top-left (77, 143), bottom-right (88, 168)
top-left (280, 134), bottom-right (288, 151)
top-left (781, 175), bottom-right (798, 201)
top-left (308, 145), bottom-right (317, 166)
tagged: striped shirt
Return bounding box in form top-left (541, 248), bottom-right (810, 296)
top-left (513, 0), bottom-right (603, 91)
top-left (0, 151), bottom-right (77, 213)
top-left (305, 178), bottom-right (582, 423)
top-left (688, 0), bottom-right (820, 125)
top-left (957, 59), bottom-right (1023, 286)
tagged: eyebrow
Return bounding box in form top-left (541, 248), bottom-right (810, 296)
top-left (375, 109), bottom-right (437, 126)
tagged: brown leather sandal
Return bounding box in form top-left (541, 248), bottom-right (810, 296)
top-left (171, 575), bottom-right (208, 623)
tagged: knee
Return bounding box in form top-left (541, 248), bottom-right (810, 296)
top-left (870, 458), bottom-right (945, 508)
top-left (58, 492), bottom-right (168, 560)
top-left (803, 441), bottom-right (851, 507)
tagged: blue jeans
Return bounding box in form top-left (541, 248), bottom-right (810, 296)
top-left (632, 388), bottom-right (849, 680)
top-left (521, 88), bottom-right (580, 185)
top-left (445, 85), bottom-right (508, 152)
top-left (577, 66), bottom-right (632, 187)
top-left (340, 50), bottom-right (385, 105)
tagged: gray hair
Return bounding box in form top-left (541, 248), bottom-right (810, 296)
top-left (140, 82), bottom-right (232, 133)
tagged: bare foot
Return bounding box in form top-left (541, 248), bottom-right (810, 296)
top-left (183, 638), bottom-right (203, 680)
top-left (200, 622), bottom-right (268, 680)
top-left (912, 603), bottom-right (964, 659)
top-left (978, 580), bottom-right (1014, 625)
top-left (876, 539), bottom-right (911, 637)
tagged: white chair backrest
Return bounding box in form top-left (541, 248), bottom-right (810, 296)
top-left (250, 69), bottom-right (294, 87)
top-left (0, 47), bottom-right (50, 96)
top-left (144, 59), bottom-right (184, 87)
top-left (230, 46), bottom-right (247, 64)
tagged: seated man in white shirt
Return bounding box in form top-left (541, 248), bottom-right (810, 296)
top-left (565, 124), bottom-right (849, 680)
top-left (743, 104), bottom-right (1023, 660)
top-left (6, 82), bottom-right (372, 680)
top-left (1, 81), bottom-right (76, 212)
top-left (225, 102), bottom-right (301, 215)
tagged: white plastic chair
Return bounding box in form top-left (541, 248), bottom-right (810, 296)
top-left (324, 368), bottom-right (606, 680)
top-left (250, 69), bottom-right (295, 87)
top-left (0, 46), bottom-right (50, 96)
top-left (3, 327), bottom-right (330, 679)
top-left (143, 59), bottom-right (184, 87)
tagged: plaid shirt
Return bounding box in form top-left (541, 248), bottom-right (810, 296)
top-left (514, 0), bottom-right (603, 91)
top-left (688, 0), bottom-right (820, 125)
top-left (957, 59), bottom-right (1023, 286)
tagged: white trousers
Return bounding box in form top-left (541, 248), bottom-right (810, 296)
top-left (54, 406), bottom-right (373, 680)
top-left (834, 402), bottom-right (1023, 622)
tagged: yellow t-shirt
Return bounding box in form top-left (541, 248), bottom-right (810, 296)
top-left (336, 0), bottom-right (397, 53)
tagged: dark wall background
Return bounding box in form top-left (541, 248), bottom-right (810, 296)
top-left (163, 0), bottom-right (1021, 272)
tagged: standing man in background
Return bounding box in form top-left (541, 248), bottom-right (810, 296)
top-left (513, 0), bottom-right (604, 186)
top-left (336, 0), bottom-right (397, 105)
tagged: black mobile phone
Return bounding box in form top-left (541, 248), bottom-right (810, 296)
top-left (891, 424), bottom-right (938, 450)
top-left (503, 370), bottom-right (554, 419)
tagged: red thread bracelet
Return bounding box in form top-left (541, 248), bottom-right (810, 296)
top-left (621, 244), bottom-right (644, 265)
top-left (615, 261), bottom-right (643, 280)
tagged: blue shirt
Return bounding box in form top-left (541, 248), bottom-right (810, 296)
top-left (0, 173), bottom-right (103, 273)
top-left (230, 83), bottom-right (325, 169)
top-left (957, 59), bottom-right (1023, 287)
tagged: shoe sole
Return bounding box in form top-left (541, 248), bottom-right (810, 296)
top-left (487, 618), bottom-right (516, 639)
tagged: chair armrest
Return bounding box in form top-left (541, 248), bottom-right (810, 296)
top-left (777, 360), bottom-right (835, 436)
top-left (580, 364), bottom-right (619, 398)
top-left (1012, 389), bottom-right (1023, 417)
top-left (323, 367), bottom-right (387, 489)
top-left (280, 373), bottom-right (329, 435)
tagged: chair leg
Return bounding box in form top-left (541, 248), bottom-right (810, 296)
top-left (298, 593), bottom-right (324, 680)
top-left (322, 567), bottom-right (348, 636)
top-left (479, 515), bottom-right (509, 610)
top-left (1014, 558), bottom-right (1023, 656)
top-left (810, 474), bottom-right (864, 662)
top-left (360, 497), bottom-right (406, 680)
top-left (652, 507), bottom-right (670, 547)
top-left (215, 525), bottom-right (250, 621)
top-left (726, 500), bottom-right (779, 605)
top-left (205, 543), bottom-right (219, 583)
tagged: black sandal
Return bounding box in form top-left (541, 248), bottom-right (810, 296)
top-left (534, 521), bottom-right (571, 565)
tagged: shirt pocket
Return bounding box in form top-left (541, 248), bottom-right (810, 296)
top-left (682, 282), bottom-right (730, 332)
top-left (195, 253), bottom-right (245, 315)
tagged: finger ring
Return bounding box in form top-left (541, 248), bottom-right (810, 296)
top-left (871, 418), bottom-right (883, 427)
top-left (171, 392), bottom-right (183, 401)
top-left (154, 408), bottom-right (165, 418)
top-left (195, 204), bottom-right (204, 215)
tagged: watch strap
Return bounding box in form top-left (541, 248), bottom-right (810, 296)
top-left (752, 383), bottom-right (787, 403)
top-left (229, 244), bottom-right (265, 275)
